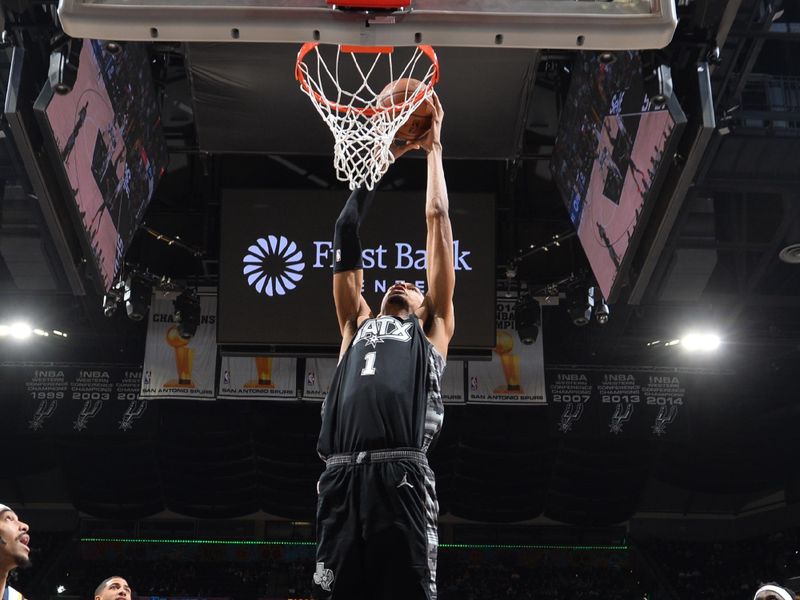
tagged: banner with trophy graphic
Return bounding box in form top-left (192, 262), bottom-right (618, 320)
top-left (218, 356), bottom-right (297, 399)
top-left (442, 360), bottom-right (465, 404)
top-left (140, 292), bottom-right (217, 400)
top-left (302, 358), bottom-right (338, 401)
top-left (467, 296), bottom-right (546, 404)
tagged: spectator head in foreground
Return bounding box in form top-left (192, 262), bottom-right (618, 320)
top-left (95, 576), bottom-right (132, 600)
top-left (754, 583), bottom-right (798, 600)
top-left (0, 503), bottom-right (31, 600)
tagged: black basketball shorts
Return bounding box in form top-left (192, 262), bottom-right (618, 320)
top-left (313, 449), bottom-right (439, 600)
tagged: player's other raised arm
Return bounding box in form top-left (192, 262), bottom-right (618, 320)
top-left (417, 94), bottom-right (455, 358)
top-left (332, 186), bottom-right (374, 348)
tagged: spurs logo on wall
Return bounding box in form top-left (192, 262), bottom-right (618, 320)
top-left (119, 400), bottom-right (149, 431)
top-left (243, 235), bottom-right (305, 296)
top-left (559, 403), bottom-right (585, 433)
top-left (609, 402), bottom-right (635, 434)
top-left (74, 399), bottom-right (104, 431)
top-left (29, 398), bottom-right (59, 431)
top-left (652, 404), bottom-right (679, 436)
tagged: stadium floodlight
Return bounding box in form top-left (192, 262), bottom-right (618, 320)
top-left (124, 275), bottom-right (152, 321)
top-left (9, 322), bottom-right (32, 339)
top-left (680, 332), bottom-right (720, 352)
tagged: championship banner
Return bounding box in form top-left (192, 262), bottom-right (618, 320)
top-left (0, 366), bottom-right (155, 435)
top-left (140, 291), bottom-right (217, 400)
top-left (302, 357), bottom-right (338, 401)
top-left (218, 356), bottom-right (297, 399)
top-left (548, 368), bottom-right (690, 438)
top-left (467, 296), bottom-right (546, 404)
top-left (442, 360), bottom-right (465, 404)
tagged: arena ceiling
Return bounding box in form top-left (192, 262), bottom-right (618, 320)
top-left (1, 0), bottom-right (800, 527)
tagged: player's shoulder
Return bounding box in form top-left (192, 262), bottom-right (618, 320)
top-left (416, 299), bottom-right (453, 358)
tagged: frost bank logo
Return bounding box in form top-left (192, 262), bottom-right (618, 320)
top-left (243, 235), bottom-right (305, 296)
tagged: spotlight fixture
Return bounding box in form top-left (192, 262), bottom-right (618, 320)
top-left (515, 297), bottom-right (541, 345)
top-left (642, 56), bottom-right (673, 107)
top-left (103, 292), bottom-right (120, 317)
top-left (124, 275), bottom-right (152, 321)
top-left (103, 293), bottom-right (119, 317)
top-left (174, 290), bottom-right (201, 339)
top-left (102, 280), bottom-right (125, 317)
top-left (566, 287), bottom-right (593, 326)
top-left (595, 294), bottom-right (610, 324)
top-left (104, 41), bottom-right (124, 54)
top-left (48, 38), bottom-right (83, 95)
top-left (706, 46), bottom-right (721, 66)
top-left (717, 105), bottom-right (740, 136)
top-left (598, 52), bottom-right (617, 65)
top-left (717, 117), bottom-right (733, 136)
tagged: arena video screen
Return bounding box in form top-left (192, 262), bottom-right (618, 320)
top-left (219, 190), bottom-right (495, 352)
top-left (551, 51), bottom-right (686, 302)
top-left (35, 40), bottom-right (168, 292)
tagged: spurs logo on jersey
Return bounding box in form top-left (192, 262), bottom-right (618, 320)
top-left (352, 316), bottom-right (414, 348)
top-left (313, 562), bottom-right (335, 592)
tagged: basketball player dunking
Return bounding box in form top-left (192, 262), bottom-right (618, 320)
top-left (314, 93), bottom-right (454, 600)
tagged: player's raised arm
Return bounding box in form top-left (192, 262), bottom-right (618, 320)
top-left (417, 94), bottom-right (455, 358)
top-left (332, 186), bottom-right (374, 349)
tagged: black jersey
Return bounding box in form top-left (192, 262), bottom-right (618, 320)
top-left (317, 314), bottom-right (445, 458)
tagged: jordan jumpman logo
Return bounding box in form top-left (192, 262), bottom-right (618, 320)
top-left (396, 472), bottom-right (414, 490)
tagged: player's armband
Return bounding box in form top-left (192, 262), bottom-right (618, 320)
top-left (333, 186), bottom-right (374, 273)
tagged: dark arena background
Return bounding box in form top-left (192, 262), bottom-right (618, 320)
top-left (1, 1), bottom-right (800, 599)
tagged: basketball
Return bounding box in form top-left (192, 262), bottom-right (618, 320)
top-left (377, 78), bottom-right (433, 141)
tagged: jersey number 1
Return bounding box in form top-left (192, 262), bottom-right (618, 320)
top-left (361, 351), bottom-right (377, 376)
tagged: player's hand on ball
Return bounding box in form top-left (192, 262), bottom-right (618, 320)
top-left (389, 138), bottom-right (421, 160)
top-left (415, 93), bottom-right (443, 154)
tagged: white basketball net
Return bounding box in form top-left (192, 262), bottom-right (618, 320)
top-left (296, 44), bottom-right (438, 190)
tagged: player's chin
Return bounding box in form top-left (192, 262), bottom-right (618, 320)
top-left (15, 553), bottom-right (32, 569)
top-left (384, 294), bottom-right (408, 310)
